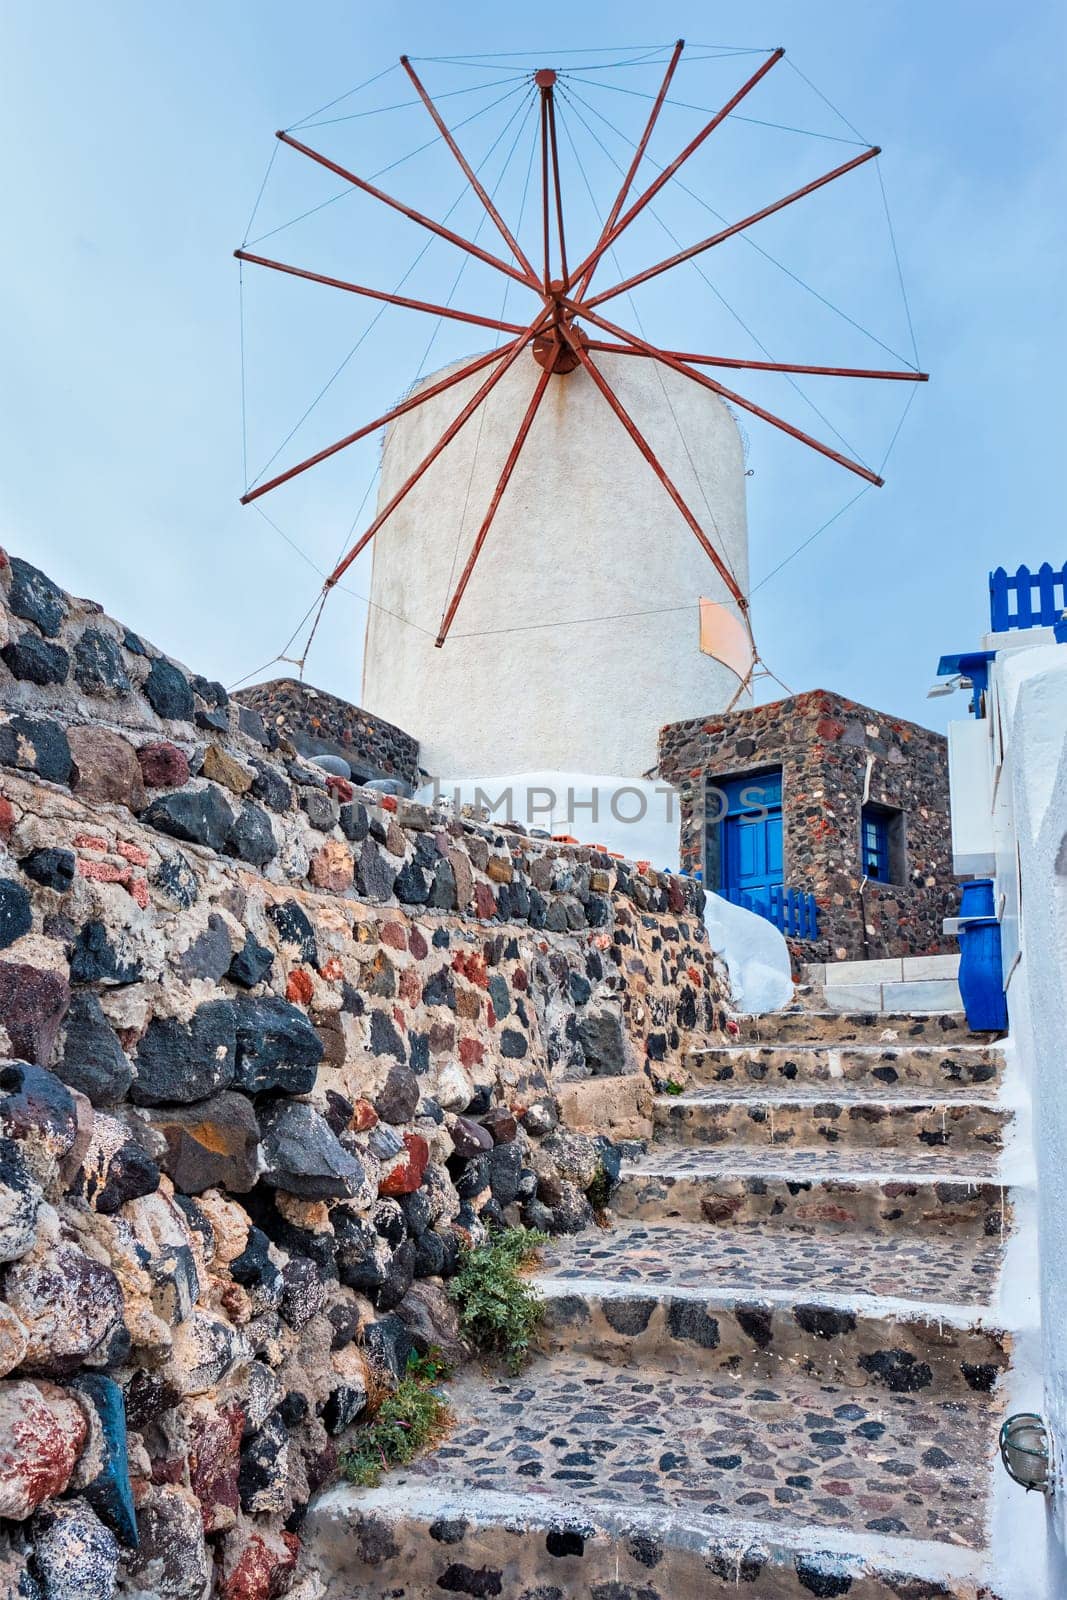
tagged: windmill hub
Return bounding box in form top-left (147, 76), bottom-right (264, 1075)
top-left (532, 292), bottom-right (585, 374)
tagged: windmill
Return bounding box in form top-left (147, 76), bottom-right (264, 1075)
top-left (236, 45), bottom-right (926, 778)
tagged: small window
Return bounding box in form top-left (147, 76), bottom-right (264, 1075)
top-left (861, 802), bottom-right (903, 884)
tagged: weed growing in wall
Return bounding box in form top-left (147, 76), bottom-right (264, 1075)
top-left (340, 1351), bottom-right (453, 1488)
top-left (449, 1226), bottom-right (548, 1374)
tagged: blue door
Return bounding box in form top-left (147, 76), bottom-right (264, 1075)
top-left (719, 773), bottom-right (783, 914)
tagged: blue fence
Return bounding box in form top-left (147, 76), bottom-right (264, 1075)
top-left (989, 563), bottom-right (1067, 633)
top-left (724, 884), bottom-right (819, 941)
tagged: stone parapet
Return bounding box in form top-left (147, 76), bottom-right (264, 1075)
top-left (0, 548), bottom-right (727, 1599)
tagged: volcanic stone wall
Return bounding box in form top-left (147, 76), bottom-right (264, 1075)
top-left (659, 688), bottom-right (956, 966)
top-left (0, 549), bottom-right (725, 1600)
top-left (233, 679), bottom-right (420, 791)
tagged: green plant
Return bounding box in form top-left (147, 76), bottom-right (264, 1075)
top-left (339, 1349), bottom-right (452, 1487)
top-left (586, 1161), bottom-right (613, 1213)
top-left (662, 1079), bottom-right (685, 1096)
top-left (449, 1226), bottom-right (548, 1373)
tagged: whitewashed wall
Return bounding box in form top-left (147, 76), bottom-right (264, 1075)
top-left (948, 636), bottom-right (1067, 1592)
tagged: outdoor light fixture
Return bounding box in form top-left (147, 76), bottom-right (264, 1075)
top-left (999, 1413), bottom-right (1052, 1492)
top-left (927, 674), bottom-right (968, 699)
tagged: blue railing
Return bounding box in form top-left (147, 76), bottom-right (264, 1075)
top-left (724, 884), bottom-right (819, 941)
top-left (989, 563), bottom-right (1067, 633)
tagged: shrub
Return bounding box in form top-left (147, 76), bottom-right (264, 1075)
top-left (449, 1226), bottom-right (548, 1373)
top-left (339, 1350), bottom-right (452, 1487)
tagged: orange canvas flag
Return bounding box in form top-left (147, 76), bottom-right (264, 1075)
top-left (698, 597), bottom-right (755, 683)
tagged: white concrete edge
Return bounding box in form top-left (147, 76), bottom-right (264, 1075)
top-left (532, 1273), bottom-right (1005, 1331)
top-left (657, 1091), bottom-right (1003, 1109)
top-left (985, 1032), bottom-right (1049, 1600)
top-left (627, 1159), bottom-right (1003, 1186)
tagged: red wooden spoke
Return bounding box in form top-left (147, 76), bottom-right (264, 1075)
top-left (585, 145), bottom-right (880, 309)
top-left (540, 85), bottom-right (551, 292)
top-left (573, 38), bottom-right (685, 301)
top-left (235, 251), bottom-right (528, 336)
top-left (570, 301), bottom-right (884, 485)
top-left (241, 343), bottom-right (520, 507)
top-left (545, 89), bottom-right (569, 289)
top-left (583, 340), bottom-right (928, 382)
top-left (326, 308), bottom-right (554, 586)
top-left (436, 356), bottom-right (557, 647)
top-left (400, 56), bottom-right (540, 287)
top-left (567, 47), bottom-right (785, 288)
top-left (559, 324), bottom-right (748, 610)
top-left (276, 131), bottom-right (533, 289)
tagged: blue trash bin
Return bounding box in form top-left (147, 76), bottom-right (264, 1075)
top-left (959, 878), bottom-right (996, 919)
top-left (957, 916), bottom-right (1007, 1032)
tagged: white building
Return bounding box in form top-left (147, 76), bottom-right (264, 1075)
top-left (941, 575), bottom-right (1067, 1593)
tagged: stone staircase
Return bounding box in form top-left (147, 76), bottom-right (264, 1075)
top-left (305, 1006), bottom-right (1016, 1599)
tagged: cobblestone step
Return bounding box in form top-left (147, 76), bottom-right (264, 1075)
top-left (729, 1010), bottom-right (999, 1046)
top-left (539, 1220), bottom-right (1005, 1308)
top-left (653, 1088), bottom-right (1010, 1153)
top-left (305, 1353), bottom-right (1002, 1598)
top-left (686, 1041), bottom-right (1004, 1093)
top-left (613, 1147), bottom-right (1007, 1235)
top-left (535, 1277), bottom-right (1008, 1396)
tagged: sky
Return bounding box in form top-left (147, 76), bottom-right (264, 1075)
top-left (0, 1), bottom-right (1064, 735)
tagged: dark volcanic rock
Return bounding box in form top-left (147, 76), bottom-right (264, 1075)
top-left (7, 558), bottom-right (68, 635)
top-left (232, 995), bottom-right (323, 1095)
top-left (71, 628), bottom-right (131, 696)
top-left (1, 632), bottom-right (70, 685)
top-left (21, 847), bottom-right (76, 893)
top-left (369, 1010), bottom-right (405, 1062)
top-left (69, 920), bottom-right (141, 986)
top-left (151, 851), bottom-right (199, 909)
top-left (30, 1499), bottom-right (119, 1600)
top-left (140, 1091), bottom-right (260, 1193)
top-left (0, 714), bottom-right (72, 784)
top-left (142, 786), bottom-right (235, 853)
top-left (450, 1116), bottom-right (493, 1158)
top-left (267, 899), bottom-right (318, 965)
top-left (143, 656), bottom-right (194, 722)
top-left (250, 759), bottom-right (292, 814)
top-left (373, 1063), bottom-right (419, 1125)
top-left (226, 802), bottom-right (278, 866)
top-left (0, 964), bottom-right (70, 1063)
top-left (0, 878), bottom-right (33, 948)
top-left (577, 1009), bottom-right (628, 1076)
top-left (131, 1000), bottom-right (238, 1105)
top-left (259, 1101), bottom-right (367, 1199)
top-left (174, 914), bottom-right (231, 985)
top-left (227, 932), bottom-right (274, 989)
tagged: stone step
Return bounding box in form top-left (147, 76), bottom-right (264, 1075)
top-left (728, 1009), bottom-right (998, 1046)
top-left (539, 1221), bottom-right (1005, 1309)
top-left (687, 1041), bottom-right (1003, 1094)
top-left (653, 1088), bottom-right (1009, 1154)
top-left (612, 1147), bottom-right (1007, 1236)
top-left (302, 1355), bottom-right (1002, 1599)
top-left (535, 1277), bottom-right (1008, 1397)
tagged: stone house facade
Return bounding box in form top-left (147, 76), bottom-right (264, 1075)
top-left (659, 689), bottom-right (957, 965)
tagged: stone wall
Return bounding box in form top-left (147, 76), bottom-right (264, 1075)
top-left (233, 679), bottom-right (420, 791)
top-left (659, 688), bottom-right (957, 965)
top-left (0, 549), bottom-right (726, 1600)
